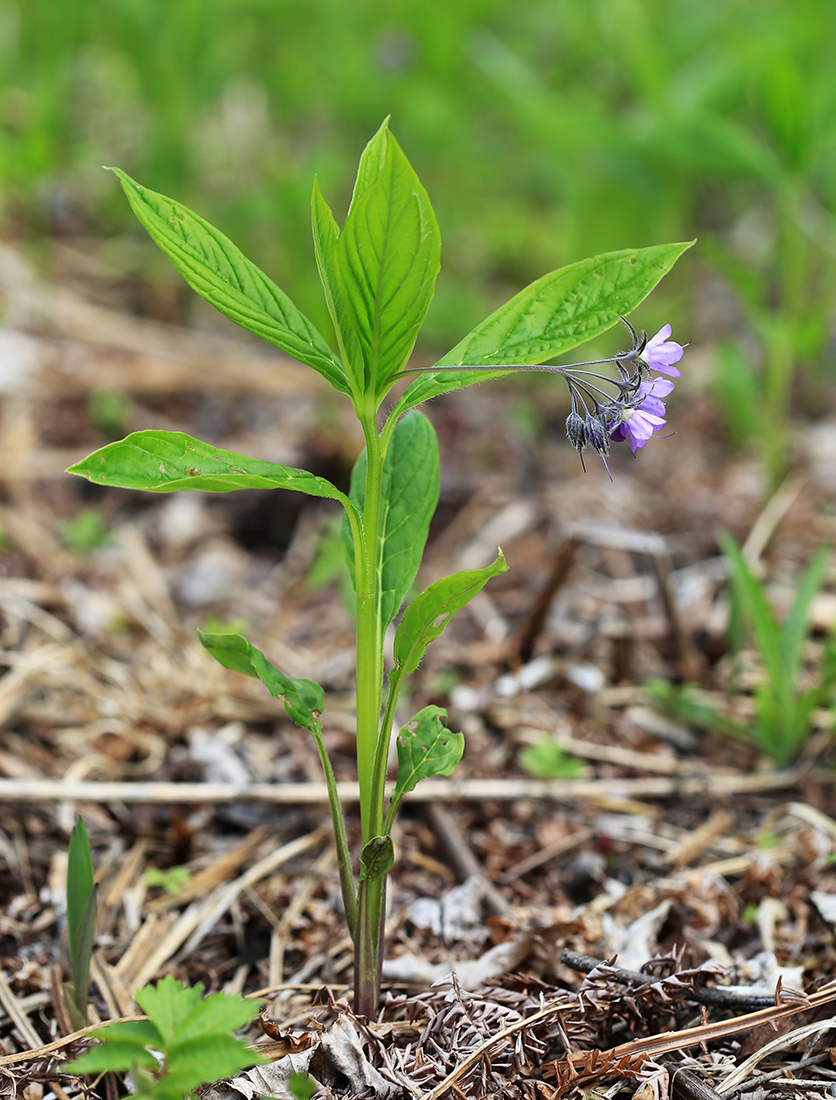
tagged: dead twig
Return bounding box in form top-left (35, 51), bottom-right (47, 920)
top-left (0, 770), bottom-right (802, 805)
top-left (560, 950), bottom-right (778, 1009)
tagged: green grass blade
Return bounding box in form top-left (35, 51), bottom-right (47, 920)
top-left (65, 817), bottom-right (97, 1029)
top-left (781, 546), bottom-right (830, 678)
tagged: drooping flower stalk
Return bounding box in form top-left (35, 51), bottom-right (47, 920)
top-left (396, 318), bottom-right (687, 472)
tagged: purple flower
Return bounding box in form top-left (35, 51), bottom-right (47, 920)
top-left (642, 323), bottom-right (685, 377)
top-left (610, 377), bottom-right (674, 453)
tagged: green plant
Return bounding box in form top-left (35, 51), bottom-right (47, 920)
top-left (64, 975), bottom-right (266, 1098)
top-left (722, 533), bottom-right (835, 765)
top-left (59, 507), bottom-right (112, 555)
top-left (519, 738), bottom-right (585, 779)
top-left (64, 817), bottom-right (98, 1031)
top-left (68, 121), bottom-right (689, 1015)
top-left (145, 866), bottom-right (193, 896)
top-left (650, 535), bottom-right (835, 766)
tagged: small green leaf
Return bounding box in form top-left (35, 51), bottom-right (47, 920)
top-left (109, 168), bottom-right (348, 394)
top-left (358, 835), bottom-right (395, 884)
top-left (165, 1034), bottom-right (264, 1082)
top-left (64, 1041), bottom-right (159, 1076)
top-left (66, 977), bottom-right (266, 1090)
top-left (392, 552), bottom-right (508, 681)
top-left (313, 120), bottom-right (441, 401)
top-left (519, 738), bottom-right (585, 779)
top-left (391, 241), bottom-right (695, 417)
top-left (781, 546), bottom-right (829, 679)
top-left (89, 1020), bottom-right (164, 1045)
top-left (392, 706), bottom-right (463, 801)
top-left (289, 1072), bottom-right (318, 1100)
top-left (67, 430), bottom-right (354, 510)
top-left (342, 410), bottom-right (439, 635)
top-left (198, 632), bottom-right (323, 736)
top-left (136, 976), bottom-right (205, 1048)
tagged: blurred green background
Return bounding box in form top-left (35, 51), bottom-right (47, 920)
top-left (2, 0), bottom-right (835, 474)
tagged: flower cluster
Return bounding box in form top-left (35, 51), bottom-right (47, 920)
top-left (399, 317), bottom-right (686, 474)
top-left (557, 319), bottom-right (685, 472)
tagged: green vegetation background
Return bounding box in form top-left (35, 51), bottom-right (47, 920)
top-left (1, 0), bottom-right (834, 374)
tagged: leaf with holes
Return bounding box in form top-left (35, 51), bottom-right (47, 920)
top-left (386, 706), bottom-right (463, 829)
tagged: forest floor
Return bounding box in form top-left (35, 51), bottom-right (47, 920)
top-left (1, 239), bottom-right (836, 1099)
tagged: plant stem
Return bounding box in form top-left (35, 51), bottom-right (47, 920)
top-left (356, 409), bottom-right (384, 844)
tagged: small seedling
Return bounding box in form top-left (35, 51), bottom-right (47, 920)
top-left (64, 817), bottom-right (97, 1032)
top-left (519, 738), bottom-right (585, 779)
top-left (68, 121), bottom-right (690, 1014)
top-left (145, 865), bottom-right (193, 895)
top-left (89, 389), bottom-right (133, 439)
top-left (64, 975), bottom-right (267, 1098)
top-left (650, 535), bottom-right (835, 766)
top-left (722, 533), bottom-right (834, 765)
top-left (59, 507), bottom-right (112, 555)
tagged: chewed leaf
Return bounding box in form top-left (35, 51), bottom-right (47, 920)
top-left (67, 430), bottom-right (354, 505)
top-left (110, 168), bottom-right (348, 394)
top-left (393, 552), bottom-right (508, 681)
top-left (390, 241), bottom-right (695, 417)
top-left (358, 836), bottom-right (395, 884)
top-left (198, 631), bottom-right (324, 736)
top-left (387, 706), bottom-right (463, 828)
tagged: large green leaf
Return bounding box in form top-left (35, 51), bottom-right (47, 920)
top-left (392, 552), bottom-right (508, 683)
top-left (390, 240), bottom-right (695, 418)
top-left (110, 168), bottom-right (348, 394)
top-left (198, 631), bottom-right (323, 736)
top-left (312, 120), bottom-right (441, 401)
top-left (342, 410), bottom-right (439, 634)
top-left (67, 430), bottom-right (353, 508)
top-left (385, 706), bottom-right (464, 830)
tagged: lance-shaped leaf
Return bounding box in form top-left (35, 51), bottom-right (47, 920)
top-left (342, 410), bottom-right (439, 634)
top-left (65, 817), bottom-right (97, 1030)
top-left (389, 240), bottom-right (695, 419)
top-left (312, 120), bottom-right (441, 400)
top-left (68, 430), bottom-right (355, 509)
top-left (392, 552), bottom-right (508, 684)
top-left (385, 706), bottom-right (463, 830)
top-left (198, 631), bottom-right (323, 735)
top-left (109, 168), bottom-right (348, 395)
top-left (358, 836), bottom-right (395, 884)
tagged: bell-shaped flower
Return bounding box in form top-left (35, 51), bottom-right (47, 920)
top-left (642, 324), bottom-right (685, 377)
